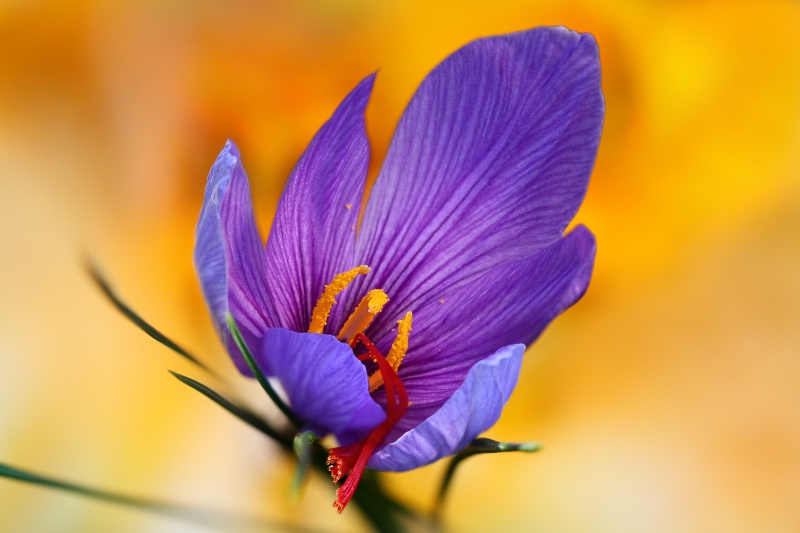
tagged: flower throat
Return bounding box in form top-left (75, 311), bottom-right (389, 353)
top-left (307, 265), bottom-right (412, 512)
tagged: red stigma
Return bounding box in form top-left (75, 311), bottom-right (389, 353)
top-left (327, 333), bottom-right (409, 513)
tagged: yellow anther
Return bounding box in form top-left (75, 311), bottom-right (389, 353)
top-left (369, 312), bottom-right (413, 392)
top-left (338, 289), bottom-right (389, 344)
top-left (387, 312), bottom-right (413, 371)
top-left (308, 265), bottom-right (370, 334)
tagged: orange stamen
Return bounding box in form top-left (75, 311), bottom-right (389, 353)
top-left (368, 312), bottom-right (412, 392)
top-left (337, 289), bottom-right (389, 344)
top-left (308, 265), bottom-right (369, 334)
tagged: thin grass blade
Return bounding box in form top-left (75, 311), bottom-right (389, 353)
top-left (87, 261), bottom-right (215, 376)
top-left (0, 462), bottom-right (329, 532)
top-left (433, 438), bottom-right (542, 520)
top-left (170, 371), bottom-right (290, 446)
top-left (226, 314), bottom-right (302, 427)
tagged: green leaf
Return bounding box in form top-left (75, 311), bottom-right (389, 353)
top-left (170, 371), bottom-right (290, 446)
top-left (226, 314), bottom-right (302, 427)
top-left (0, 462), bottom-right (326, 532)
top-left (87, 262), bottom-right (217, 377)
top-left (290, 431), bottom-right (318, 499)
top-left (434, 438), bottom-right (542, 520)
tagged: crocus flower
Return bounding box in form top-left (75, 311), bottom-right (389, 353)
top-left (194, 26), bottom-right (603, 511)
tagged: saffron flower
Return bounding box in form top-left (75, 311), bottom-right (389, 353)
top-left (194, 26), bottom-right (603, 511)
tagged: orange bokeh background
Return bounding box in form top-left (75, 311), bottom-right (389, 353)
top-left (2, 1), bottom-right (799, 531)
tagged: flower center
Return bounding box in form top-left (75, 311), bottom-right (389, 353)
top-left (307, 265), bottom-right (412, 512)
top-left (307, 264), bottom-right (412, 391)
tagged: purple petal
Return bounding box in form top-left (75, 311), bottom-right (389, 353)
top-left (194, 141), bottom-right (276, 374)
top-left (261, 328), bottom-right (386, 444)
top-left (343, 27), bottom-right (603, 334)
top-left (374, 226), bottom-right (595, 435)
top-left (367, 343), bottom-right (524, 471)
top-left (264, 75), bottom-right (374, 333)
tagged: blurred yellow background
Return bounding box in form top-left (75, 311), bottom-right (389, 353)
top-left (2, 1), bottom-right (799, 531)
